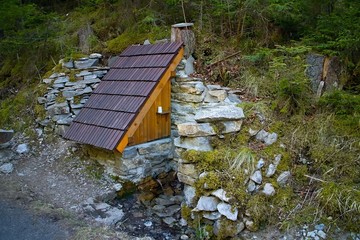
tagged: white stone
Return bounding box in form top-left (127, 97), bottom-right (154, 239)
top-left (95, 207), bottom-right (124, 226)
top-left (177, 173), bottom-right (196, 186)
top-left (317, 230), bottom-right (326, 239)
top-left (265, 132), bottom-right (278, 145)
top-left (217, 202), bottom-right (238, 221)
top-left (179, 218), bottom-right (188, 226)
top-left (184, 185), bottom-right (196, 207)
top-left (193, 196), bottom-right (220, 211)
top-left (250, 170), bottom-right (262, 184)
top-left (174, 137), bottom-right (213, 151)
top-left (177, 122), bottom-right (216, 137)
top-left (277, 171), bottom-right (291, 186)
top-left (256, 158), bottom-right (265, 169)
top-left (221, 120), bottom-right (242, 134)
top-left (194, 105), bottom-right (245, 122)
top-left (247, 180), bottom-right (256, 193)
top-left (185, 55), bottom-right (195, 75)
top-left (113, 183), bottom-right (123, 191)
top-left (16, 144), bottom-right (29, 154)
top-left (266, 164), bottom-right (276, 177)
top-left (0, 163), bottom-right (14, 174)
top-left (89, 53), bottom-right (102, 59)
top-left (144, 220), bottom-right (152, 227)
top-left (245, 219), bottom-right (257, 231)
top-left (203, 211), bottom-right (222, 220)
top-left (274, 154), bottom-right (282, 166)
top-left (211, 189), bottom-right (230, 202)
top-left (262, 183), bottom-right (275, 196)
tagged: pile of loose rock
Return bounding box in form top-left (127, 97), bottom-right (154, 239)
top-left (37, 53), bottom-right (109, 136)
top-left (0, 129), bottom-right (30, 175)
top-left (171, 60), bottom-right (293, 238)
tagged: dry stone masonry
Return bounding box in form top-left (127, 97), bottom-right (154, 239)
top-left (37, 53), bottom-right (108, 136)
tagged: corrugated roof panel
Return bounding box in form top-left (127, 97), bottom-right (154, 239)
top-left (93, 81), bottom-right (156, 96)
top-left (64, 41), bottom-right (182, 150)
top-left (102, 68), bottom-right (165, 81)
top-left (85, 95), bottom-right (145, 113)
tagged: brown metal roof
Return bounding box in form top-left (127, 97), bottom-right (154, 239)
top-left (64, 41), bottom-right (183, 150)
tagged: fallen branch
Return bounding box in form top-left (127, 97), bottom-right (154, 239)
top-left (207, 51), bottom-right (241, 68)
top-left (304, 174), bottom-right (327, 183)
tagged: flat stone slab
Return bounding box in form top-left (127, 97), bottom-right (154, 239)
top-left (174, 137), bottom-right (212, 151)
top-left (194, 105), bottom-right (245, 122)
top-left (177, 122), bottom-right (216, 137)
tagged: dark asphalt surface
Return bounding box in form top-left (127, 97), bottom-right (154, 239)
top-left (0, 200), bottom-right (70, 240)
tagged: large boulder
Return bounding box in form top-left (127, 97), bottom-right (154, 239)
top-left (177, 122), bottom-right (216, 137)
top-left (174, 137), bottom-right (213, 151)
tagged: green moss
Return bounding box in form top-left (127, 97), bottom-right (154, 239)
top-left (215, 218), bottom-right (242, 239)
top-left (55, 93), bottom-right (66, 103)
top-left (246, 194), bottom-right (269, 229)
top-left (73, 95), bottom-right (82, 104)
top-left (69, 71), bottom-right (77, 82)
top-left (195, 171), bottom-right (222, 195)
top-left (34, 104), bottom-right (46, 120)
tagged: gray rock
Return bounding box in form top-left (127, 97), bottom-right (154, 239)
top-left (178, 163), bottom-right (198, 179)
top-left (205, 90), bottom-right (227, 102)
top-left (0, 149), bottom-right (15, 163)
top-left (37, 97), bottom-right (46, 104)
top-left (180, 234), bottom-right (189, 240)
top-left (47, 102), bottom-right (70, 116)
top-left (174, 137), bottom-right (212, 151)
top-left (185, 55), bottom-right (195, 75)
top-left (211, 189), bottom-right (230, 202)
top-left (0, 163), bottom-right (14, 174)
top-left (217, 202), bottom-right (238, 221)
top-left (62, 91), bottom-right (78, 98)
top-left (137, 138), bottom-right (172, 155)
top-left (226, 93), bottom-right (242, 104)
top-left (306, 54), bottom-right (325, 92)
top-left (247, 180), bottom-right (256, 192)
top-left (194, 196), bottom-right (220, 211)
top-left (250, 170), bottom-right (262, 184)
top-left (184, 185), bottom-right (196, 207)
top-left (262, 183), bottom-right (275, 196)
top-left (266, 164), bottom-right (276, 177)
top-left (172, 92), bottom-right (206, 103)
top-left (56, 115), bottom-right (73, 125)
top-left (42, 78), bottom-right (52, 84)
top-left (122, 146), bottom-right (138, 159)
top-left (74, 58), bottom-right (99, 69)
top-left (177, 122), bottom-right (216, 137)
top-left (76, 70), bottom-right (92, 77)
top-left (256, 129), bottom-right (278, 145)
top-left (70, 103), bottom-right (84, 109)
top-left (113, 183), bottom-right (122, 192)
top-left (274, 154), bottom-right (282, 166)
top-left (173, 81), bottom-right (205, 95)
top-left (83, 77), bottom-right (101, 84)
top-left (317, 230), bottom-right (326, 239)
top-left (16, 144), bottom-right (29, 154)
top-left (143, 39), bottom-right (151, 45)
top-left (277, 171), bottom-right (291, 186)
top-left (265, 132), bottom-right (278, 145)
top-left (256, 158), bottom-right (265, 169)
top-left (315, 223), bottom-right (325, 231)
top-left (245, 219), bottom-right (256, 232)
top-left (52, 83), bottom-right (65, 89)
top-left (179, 218), bottom-right (188, 226)
top-left (62, 60), bottom-right (74, 69)
top-left (207, 85), bottom-right (222, 90)
top-left (55, 125), bottom-right (68, 136)
top-left (163, 217), bottom-right (176, 225)
top-left (95, 207), bottom-right (124, 226)
top-left (89, 53), bottom-right (102, 59)
top-left (144, 220), bottom-right (153, 227)
top-left (81, 86), bottom-right (93, 94)
top-left (177, 173), bottom-right (196, 186)
top-left (203, 211), bottom-right (221, 220)
top-left (54, 76), bottom-right (69, 84)
top-left (194, 105), bottom-right (245, 122)
top-left (221, 120), bottom-right (242, 134)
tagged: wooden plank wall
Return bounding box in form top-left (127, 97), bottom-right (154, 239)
top-left (129, 79), bottom-right (171, 145)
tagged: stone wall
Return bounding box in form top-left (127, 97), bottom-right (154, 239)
top-left (37, 53), bottom-right (108, 136)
